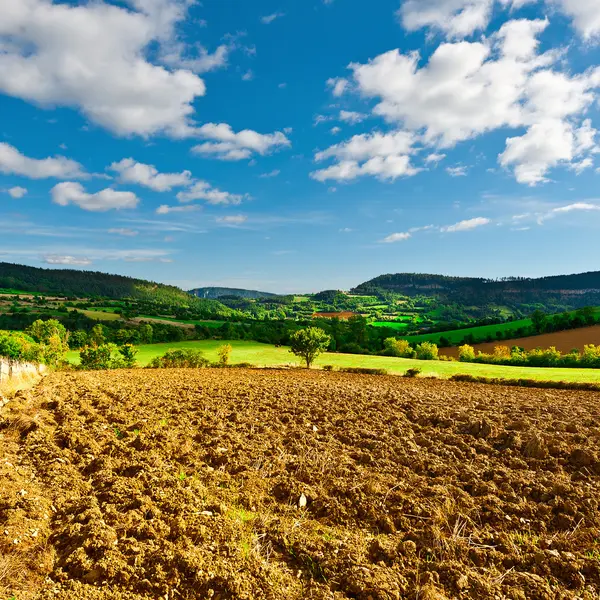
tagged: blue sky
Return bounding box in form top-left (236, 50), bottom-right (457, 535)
top-left (1, 0), bottom-right (600, 293)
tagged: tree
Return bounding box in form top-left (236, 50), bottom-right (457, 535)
top-left (217, 343), bottom-right (232, 366)
top-left (26, 319), bottom-right (69, 367)
top-left (531, 309), bottom-right (547, 334)
top-left (290, 327), bottom-right (331, 368)
top-left (139, 323), bottom-right (154, 344)
top-left (415, 341), bottom-right (439, 361)
top-left (89, 324), bottom-right (106, 347)
top-left (458, 344), bottom-right (476, 362)
top-left (119, 344), bottom-right (138, 368)
top-left (383, 338), bottom-right (414, 358)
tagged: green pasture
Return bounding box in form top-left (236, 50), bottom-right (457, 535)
top-left (138, 315), bottom-right (226, 327)
top-left (66, 340), bottom-right (600, 383)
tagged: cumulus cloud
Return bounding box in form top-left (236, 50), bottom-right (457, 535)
top-left (51, 182), bottom-right (139, 212)
top-left (319, 17), bottom-right (600, 185)
top-left (330, 126), bottom-right (342, 135)
top-left (327, 77), bottom-right (349, 97)
top-left (0, 0), bottom-right (213, 137)
top-left (441, 217), bottom-right (491, 232)
top-left (191, 123), bottom-right (291, 160)
top-left (311, 130), bottom-right (419, 182)
top-left (397, 0), bottom-right (600, 41)
top-left (176, 181), bottom-right (246, 205)
top-left (7, 186), bottom-right (27, 198)
top-left (109, 158), bottom-right (192, 191)
top-left (446, 165), bottom-right (468, 176)
top-left (381, 232), bottom-right (412, 242)
top-left (0, 143), bottom-right (86, 179)
top-left (425, 153), bottom-right (446, 164)
top-left (339, 110), bottom-right (368, 124)
top-left (399, 0), bottom-right (494, 38)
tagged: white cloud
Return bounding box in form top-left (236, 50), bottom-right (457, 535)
top-left (42, 254), bottom-right (92, 266)
top-left (322, 18), bottom-right (600, 185)
top-left (259, 170), bottom-right (281, 178)
top-left (381, 232), bottom-right (412, 243)
top-left (156, 204), bottom-right (201, 214)
top-left (108, 228), bottom-right (139, 237)
top-left (51, 182), bottom-right (139, 212)
top-left (176, 181), bottom-right (245, 205)
top-left (216, 215), bottom-right (248, 225)
top-left (446, 165), bottom-right (468, 176)
top-left (553, 0), bottom-right (600, 41)
top-left (191, 123), bottom-right (291, 161)
top-left (535, 201), bottom-right (600, 223)
top-left (330, 126), bottom-right (342, 135)
top-left (441, 217), bottom-right (491, 232)
top-left (397, 1), bottom-right (600, 41)
top-left (339, 227), bottom-right (354, 233)
top-left (311, 130), bottom-right (419, 182)
top-left (242, 70), bottom-right (254, 81)
top-left (0, 143), bottom-right (86, 179)
top-left (0, 0), bottom-right (228, 138)
top-left (327, 77), bottom-right (349, 97)
top-left (425, 153), bottom-right (446, 164)
top-left (109, 158), bottom-right (192, 191)
top-left (7, 186), bottom-right (27, 198)
top-left (499, 119), bottom-right (597, 184)
top-left (571, 157), bottom-right (594, 174)
top-left (399, 0), bottom-right (494, 38)
top-left (261, 12), bottom-right (285, 24)
top-left (339, 110), bottom-right (368, 124)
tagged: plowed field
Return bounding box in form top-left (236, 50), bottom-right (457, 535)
top-left (2, 369), bottom-right (600, 600)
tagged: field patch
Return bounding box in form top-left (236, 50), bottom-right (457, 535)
top-left (442, 324), bottom-right (600, 357)
top-left (1, 370), bottom-right (600, 599)
top-left (66, 340), bottom-right (600, 382)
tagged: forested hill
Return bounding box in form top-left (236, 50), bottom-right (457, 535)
top-left (189, 287), bottom-right (278, 300)
top-left (353, 271), bottom-right (600, 308)
top-left (0, 262), bottom-right (233, 316)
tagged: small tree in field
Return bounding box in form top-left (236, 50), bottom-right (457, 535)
top-left (458, 344), bottom-right (476, 362)
top-left (415, 341), bottom-right (439, 361)
top-left (217, 344), bottom-right (232, 366)
top-left (290, 327), bottom-right (331, 368)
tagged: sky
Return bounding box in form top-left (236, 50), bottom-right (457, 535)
top-left (1, 0), bottom-right (600, 293)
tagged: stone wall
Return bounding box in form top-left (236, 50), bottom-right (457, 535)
top-left (0, 358), bottom-right (46, 385)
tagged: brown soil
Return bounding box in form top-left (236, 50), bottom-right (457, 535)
top-left (441, 324), bottom-right (600, 358)
top-left (1, 369), bottom-right (600, 599)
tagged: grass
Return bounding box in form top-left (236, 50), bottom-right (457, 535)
top-left (72, 309), bottom-right (123, 321)
top-left (402, 307), bottom-right (600, 346)
top-left (138, 315), bottom-right (225, 327)
top-left (66, 340), bottom-right (600, 383)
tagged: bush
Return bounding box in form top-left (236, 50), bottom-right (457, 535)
top-left (383, 338), bottom-right (414, 358)
top-left (415, 341), bottom-right (439, 361)
top-left (458, 344), bottom-right (476, 362)
top-left (119, 343), bottom-right (138, 368)
top-left (149, 349), bottom-right (209, 369)
top-left (79, 344), bottom-right (117, 370)
top-left (339, 367), bottom-right (387, 375)
top-left (404, 368), bottom-right (422, 378)
top-left (322, 364), bottom-right (335, 371)
top-left (217, 343), bottom-right (232, 366)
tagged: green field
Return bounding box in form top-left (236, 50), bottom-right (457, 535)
top-left (66, 340), bottom-right (600, 383)
top-left (74, 309), bottom-right (123, 321)
top-left (402, 318), bottom-right (534, 345)
top-left (401, 307), bottom-right (600, 346)
top-left (371, 321), bottom-right (411, 331)
top-left (138, 315), bottom-right (226, 327)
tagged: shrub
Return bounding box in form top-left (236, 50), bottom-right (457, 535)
top-left (119, 343), bottom-right (138, 368)
top-left (217, 343), bottom-right (232, 366)
top-left (404, 368), bottom-right (422, 378)
top-left (339, 367), bottom-right (387, 375)
top-left (322, 364), bottom-right (335, 371)
top-left (149, 349), bottom-right (209, 369)
top-left (79, 344), bottom-right (117, 370)
top-left (383, 338), bottom-right (414, 358)
top-left (415, 341), bottom-right (439, 361)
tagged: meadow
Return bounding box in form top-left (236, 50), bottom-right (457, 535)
top-left (67, 339), bottom-right (600, 382)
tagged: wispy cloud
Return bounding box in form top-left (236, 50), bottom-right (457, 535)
top-left (261, 12), bottom-right (285, 24)
top-left (441, 217), bottom-right (490, 233)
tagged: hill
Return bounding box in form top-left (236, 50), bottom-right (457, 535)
top-left (353, 271), bottom-right (600, 311)
top-left (189, 286), bottom-right (278, 300)
top-left (0, 262), bottom-right (233, 317)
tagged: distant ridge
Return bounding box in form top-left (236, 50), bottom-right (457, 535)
top-left (189, 286), bottom-right (278, 300)
top-left (352, 271), bottom-right (600, 309)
